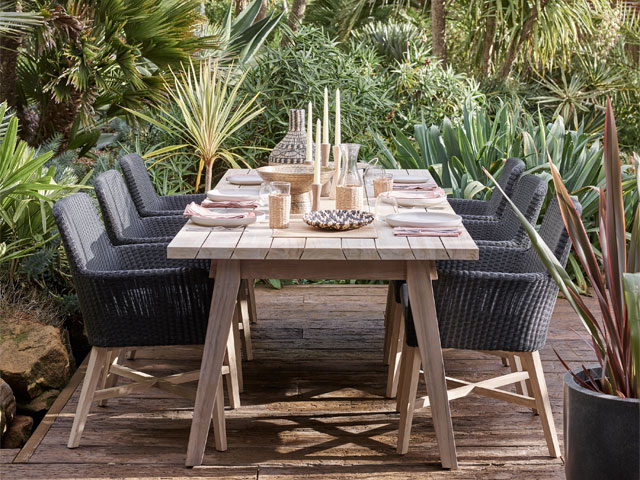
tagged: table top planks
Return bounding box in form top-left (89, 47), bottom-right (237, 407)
top-left (167, 168), bottom-right (478, 261)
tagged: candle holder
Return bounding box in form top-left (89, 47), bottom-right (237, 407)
top-left (330, 145), bottom-right (342, 200)
top-left (311, 183), bottom-right (322, 211)
top-left (320, 144), bottom-right (331, 197)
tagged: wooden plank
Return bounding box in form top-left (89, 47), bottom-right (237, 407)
top-left (231, 224), bottom-right (273, 260)
top-left (240, 260), bottom-right (405, 280)
top-left (266, 237), bottom-right (305, 260)
top-left (272, 219), bottom-right (377, 239)
top-left (167, 224), bottom-right (212, 259)
top-left (300, 237), bottom-right (346, 260)
top-left (197, 229), bottom-right (244, 260)
top-left (341, 238), bottom-right (380, 260)
top-left (374, 220), bottom-right (416, 260)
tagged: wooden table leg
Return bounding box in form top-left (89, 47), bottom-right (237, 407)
top-left (406, 260), bottom-right (458, 469)
top-left (185, 260), bottom-right (241, 467)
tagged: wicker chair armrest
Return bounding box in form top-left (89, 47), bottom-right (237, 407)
top-left (437, 244), bottom-right (530, 273)
top-left (403, 270), bottom-right (558, 352)
top-left (137, 215), bottom-right (186, 239)
top-left (115, 243), bottom-right (209, 271)
top-left (448, 198), bottom-right (489, 216)
top-left (74, 267), bottom-right (213, 347)
top-left (158, 193), bottom-right (207, 211)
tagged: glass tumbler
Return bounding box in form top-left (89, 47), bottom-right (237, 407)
top-left (268, 181), bottom-right (291, 229)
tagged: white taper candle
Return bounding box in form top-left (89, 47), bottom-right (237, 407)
top-left (314, 119), bottom-right (321, 184)
top-left (323, 87), bottom-right (329, 144)
top-left (306, 102), bottom-right (313, 164)
top-left (335, 89), bottom-right (341, 146)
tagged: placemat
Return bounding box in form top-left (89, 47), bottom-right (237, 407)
top-left (272, 217), bottom-right (378, 238)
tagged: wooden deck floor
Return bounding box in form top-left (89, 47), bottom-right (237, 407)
top-left (2, 284), bottom-right (597, 479)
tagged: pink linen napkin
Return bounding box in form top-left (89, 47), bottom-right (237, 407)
top-left (393, 183), bottom-right (438, 191)
top-left (384, 187), bottom-right (447, 199)
top-left (201, 199), bottom-right (260, 209)
top-left (184, 202), bottom-right (256, 219)
top-left (393, 227), bottom-right (462, 237)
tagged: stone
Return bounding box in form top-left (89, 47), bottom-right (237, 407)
top-left (0, 317), bottom-right (71, 401)
top-left (0, 377), bottom-right (16, 437)
top-left (17, 389), bottom-right (60, 416)
top-left (1, 414), bottom-right (33, 448)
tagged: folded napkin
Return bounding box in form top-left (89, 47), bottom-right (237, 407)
top-left (385, 187), bottom-right (446, 199)
top-left (184, 202), bottom-right (256, 219)
top-left (393, 226), bottom-right (462, 237)
top-left (201, 199), bottom-right (260, 209)
top-left (393, 183), bottom-right (439, 191)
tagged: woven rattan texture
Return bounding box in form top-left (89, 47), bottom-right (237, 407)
top-left (120, 154), bottom-right (205, 216)
top-left (95, 170), bottom-right (186, 245)
top-left (448, 157), bottom-right (525, 219)
top-left (401, 197), bottom-right (580, 353)
top-left (53, 193), bottom-right (212, 348)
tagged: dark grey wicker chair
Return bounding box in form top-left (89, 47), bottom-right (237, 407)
top-left (463, 173), bottom-right (548, 248)
top-left (448, 157), bottom-right (525, 219)
top-left (95, 170), bottom-right (186, 245)
top-left (53, 192), bottom-right (229, 450)
top-left (120, 153), bottom-right (205, 217)
top-left (394, 197), bottom-right (581, 458)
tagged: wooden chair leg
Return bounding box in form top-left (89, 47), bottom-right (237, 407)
top-left (385, 300), bottom-right (404, 398)
top-left (246, 278), bottom-right (258, 325)
top-left (238, 286), bottom-right (254, 362)
top-left (98, 349), bottom-right (125, 407)
top-left (500, 355), bottom-right (509, 367)
top-left (212, 373), bottom-right (227, 452)
top-left (232, 304), bottom-right (244, 392)
top-left (383, 283), bottom-right (395, 365)
top-left (224, 328), bottom-right (241, 409)
top-left (520, 351), bottom-right (560, 458)
top-left (126, 350), bottom-right (136, 360)
top-left (507, 353), bottom-right (537, 414)
top-left (68, 347), bottom-right (109, 448)
top-left (397, 346), bottom-right (421, 454)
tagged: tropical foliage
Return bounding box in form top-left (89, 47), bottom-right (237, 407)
top-left (126, 59), bottom-right (264, 192)
top-left (0, 103), bottom-right (88, 282)
top-left (489, 99), bottom-right (639, 399)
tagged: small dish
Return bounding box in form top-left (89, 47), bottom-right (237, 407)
top-left (189, 214), bottom-right (257, 228)
top-left (303, 209), bottom-right (375, 231)
top-left (385, 212), bottom-right (462, 228)
top-left (207, 188), bottom-right (261, 202)
top-left (393, 175), bottom-right (431, 184)
top-left (227, 175), bottom-right (263, 186)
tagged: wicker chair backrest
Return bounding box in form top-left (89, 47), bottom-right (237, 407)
top-left (52, 193), bottom-right (118, 272)
top-left (95, 170), bottom-right (146, 243)
top-left (487, 157), bottom-right (526, 217)
top-left (119, 153), bottom-right (160, 215)
top-left (498, 174), bottom-right (548, 244)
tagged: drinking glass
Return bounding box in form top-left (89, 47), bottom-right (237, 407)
top-left (269, 181), bottom-right (291, 229)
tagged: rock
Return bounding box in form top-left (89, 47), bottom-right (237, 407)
top-left (0, 378), bottom-right (16, 437)
top-left (0, 318), bottom-right (71, 401)
top-left (1, 414), bottom-right (33, 448)
top-left (18, 389), bottom-right (60, 416)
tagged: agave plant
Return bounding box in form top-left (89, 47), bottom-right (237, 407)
top-left (126, 59), bottom-right (264, 192)
top-left (487, 98), bottom-right (639, 398)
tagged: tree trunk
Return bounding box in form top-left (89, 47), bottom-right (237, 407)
top-left (431, 0), bottom-right (447, 64)
top-left (205, 163), bottom-right (213, 193)
top-left (482, 1), bottom-right (496, 76)
top-left (38, 88), bottom-right (83, 147)
top-left (256, 0), bottom-right (268, 22)
top-left (235, 0), bottom-right (247, 15)
top-left (287, 0), bottom-right (307, 34)
top-left (499, 0), bottom-right (549, 79)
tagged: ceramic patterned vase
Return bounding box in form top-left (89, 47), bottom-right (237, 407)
top-left (269, 109), bottom-right (315, 165)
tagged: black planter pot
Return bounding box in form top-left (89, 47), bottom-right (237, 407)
top-left (564, 367), bottom-right (640, 480)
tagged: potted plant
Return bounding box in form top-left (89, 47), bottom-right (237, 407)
top-left (487, 98), bottom-right (639, 480)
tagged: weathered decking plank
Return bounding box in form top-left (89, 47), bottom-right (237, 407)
top-left (7, 284), bottom-right (598, 479)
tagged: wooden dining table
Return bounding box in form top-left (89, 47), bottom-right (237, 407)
top-left (167, 168), bottom-right (478, 469)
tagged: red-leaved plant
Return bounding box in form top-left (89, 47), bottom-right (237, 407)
top-left (486, 98), bottom-right (639, 399)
